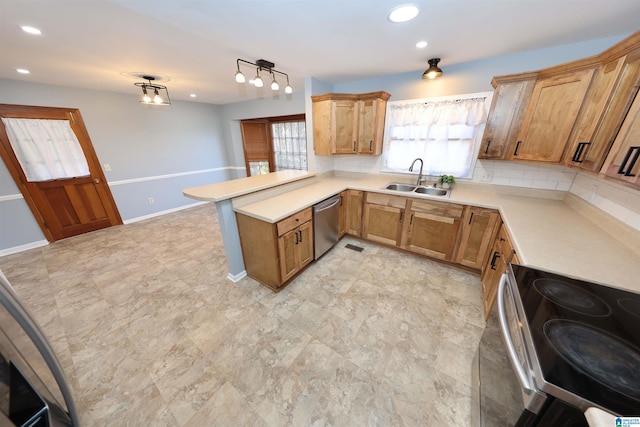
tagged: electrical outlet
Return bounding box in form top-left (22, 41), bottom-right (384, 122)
top-left (103, 164), bottom-right (111, 171)
top-left (148, 197), bottom-right (154, 204)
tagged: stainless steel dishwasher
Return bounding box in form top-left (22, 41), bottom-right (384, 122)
top-left (313, 194), bottom-right (341, 260)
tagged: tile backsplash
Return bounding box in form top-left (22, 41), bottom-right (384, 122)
top-left (330, 155), bottom-right (640, 231)
top-left (472, 160), bottom-right (576, 190)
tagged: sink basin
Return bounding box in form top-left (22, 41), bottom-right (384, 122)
top-left (382, 182), bottom-right (450, 198)
top-left (414, 187), bottom-right (448, 196)
top-left (383, 183), bottom-right (416, 192)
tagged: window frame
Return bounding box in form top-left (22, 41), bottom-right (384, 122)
top-left (381, 91), bottom-right (493, 180)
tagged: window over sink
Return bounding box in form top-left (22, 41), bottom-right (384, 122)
top-left (382, 92), bottom-right (492, 179)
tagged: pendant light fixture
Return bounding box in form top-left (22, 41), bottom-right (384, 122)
top-left (134, 76), bottom-right (171, 105)
top-left (235, 59), bottom-right (293, 94)
top-left (422, 58), bottom-right (443, 79)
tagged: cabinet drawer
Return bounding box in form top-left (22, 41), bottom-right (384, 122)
top-left (365, 192), bottom-right (407, 209)
top-left (410, 199), bottom-right (463, 218)
top-left (276, 208), bottom-right (312, 236)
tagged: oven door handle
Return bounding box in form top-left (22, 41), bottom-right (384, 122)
top-left (497, 273), bottom-right (532, 392)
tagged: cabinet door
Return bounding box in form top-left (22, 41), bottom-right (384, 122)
top-left (358, 98), bottom-right (386, 155)
top-left (479, 78), bottom-right (536, 159)
top-left (362, 203), bottom-right (404, 246)
top-left (565, 58), bottom-right (626, 170)
top-left (278, 228), bottom-right (299, 283)
top-left (481, 225), bottom-right (518, 321)
top-left (333, 100), bottom-right (359, 154)
top-left (312, 99), bottom-right (332, 155)
top-left (404, 211), bottom-right (460, 260)
top-left (297, 221), bottom-right (314, 269)
top-left (602, 90), bottom-right (640, 187)
top-left (338, 191), bottom-right (347, 238)
top-left (346, 190), bottom-right (363, 236)
top-left (513, 69), bottom-right (594, 162)
top-left (455, 207), bottom-right (500, 271)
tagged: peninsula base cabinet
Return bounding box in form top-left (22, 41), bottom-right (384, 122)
top-left (236, 208), bottom-right (313, 291)
top-left (480, 223), bottom-right (519, 320)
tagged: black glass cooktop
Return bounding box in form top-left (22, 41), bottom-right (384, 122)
top-left (511, 264), bottom-right (640, 416)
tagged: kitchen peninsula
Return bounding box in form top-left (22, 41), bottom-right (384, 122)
top-left (184, 170), bottom-right (640, 295)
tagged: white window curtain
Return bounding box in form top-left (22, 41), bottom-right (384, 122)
top-left (382, 95), bottom-right (489, 178)
top-left (272, 120), bottom-right (307, 171)
top-left (1, 118), bottom-right (90, 182)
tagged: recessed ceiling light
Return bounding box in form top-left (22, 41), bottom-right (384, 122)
top-left (20, 26), bottom-right (41, 35)
top-left (388, 5), bottom-right (419, 23)
top-left (16, 68), bottom-right (30, 74)
top-left (190, 94), bottom-right (197, 98)
top-left (416, 41), bottom-right (428, 48)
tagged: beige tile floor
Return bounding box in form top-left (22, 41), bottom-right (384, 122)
top-left (0, 204), bottom-right (485, 426)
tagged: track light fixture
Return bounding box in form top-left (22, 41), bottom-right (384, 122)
top-left (134, 75), bottom-right (171, 105)
top-left (422, 58), bottom-right (443, 79)
top-left (235, 58), bottom-right (293, 94)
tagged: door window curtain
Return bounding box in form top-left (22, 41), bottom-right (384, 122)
top-left (382, 96), bottom-right (488, 178)
top-left (1, 118), bottom-right (90, 182)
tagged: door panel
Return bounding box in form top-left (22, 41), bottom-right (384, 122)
top-left (0, 104), bottom-right (122, 242)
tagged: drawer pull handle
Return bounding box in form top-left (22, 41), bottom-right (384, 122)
top-left (617, 146), bottom-right (640, 176)
top-left (513, 141), bottom-right (522, 156)
top-left (484, 139), bottom-right (491, 154)
top-left (490, 251), bottom-right (501, 270)
top-left (572, 142), bottom-right (591, 163)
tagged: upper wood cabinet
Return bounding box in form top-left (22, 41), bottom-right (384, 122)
top-left (568, 51), bottom-right (640, 175)
top-left (455, 207), bottom-right (500, 271)
top-left (511, 68), bottom-right (595, 163)
top-left (601, 89), bottom-right (640, 187)
top-left (479, 76), bottom-right (536, 160)
top-left (312, 91), bottom-right (391, 155)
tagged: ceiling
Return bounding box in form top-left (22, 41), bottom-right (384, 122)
top-left (2, 1), bottom-right (639, 105)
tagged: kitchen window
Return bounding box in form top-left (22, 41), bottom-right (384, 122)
top-left (240, 114), bottom-right (307, 176)
top-left (382, 93), bottom-right (491, 179)
top-left (272, 120), bottom-right (307, 171)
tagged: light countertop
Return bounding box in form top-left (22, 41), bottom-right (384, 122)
top-left (223, 171), bottom-right (640, 293)
top-left (182, 170), bottom-right (316, 202)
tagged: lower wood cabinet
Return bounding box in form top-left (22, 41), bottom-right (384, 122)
top-left (338, 191), bottom-right (347, 238)
top-left (362, 193), bottom-right (406, 246)
top-left (480, 223), bottom-right (519, 320)
top-left (345, 190), bottom-right (363, 237)
top-left (401, 199), bottom-right (464, 261)
top-left (455, 207), bottom-right (500, 271)
top-left (236, 207), bottom-right (313, 291)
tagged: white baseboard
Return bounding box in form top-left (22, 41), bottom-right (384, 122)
top-left (0, 240), bottom-right (48, 257)
top-left (227, 270), bottom-right (247, 283)
top-left (122, 201), bottom-right (209, 224)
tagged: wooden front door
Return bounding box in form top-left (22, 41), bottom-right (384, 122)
top-left (0, 104), bottom-right (122, 242)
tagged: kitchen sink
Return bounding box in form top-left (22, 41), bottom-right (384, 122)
top-left (382, 182), bottom-right (450, 198)
top-left (414, 187), bottom-right (448, 196)
top-left (383, 183), bottom-right (417, 192)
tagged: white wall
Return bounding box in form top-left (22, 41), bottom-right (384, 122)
top-left (0, 78), bottom-right (230, 253)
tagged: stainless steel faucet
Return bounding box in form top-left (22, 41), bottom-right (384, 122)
top-left (409, 158), bottom-right (424, 186)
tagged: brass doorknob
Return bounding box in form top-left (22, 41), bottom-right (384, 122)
top-left (93, 178), bottom-right (100, 184)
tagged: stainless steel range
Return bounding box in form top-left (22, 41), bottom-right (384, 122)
top-left (475, 264), bottom-right (640, 426)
